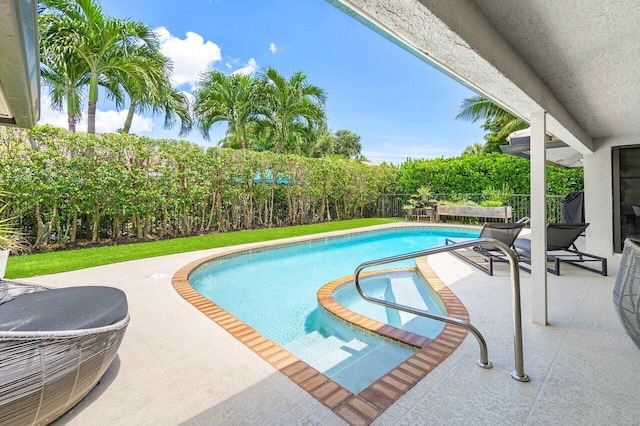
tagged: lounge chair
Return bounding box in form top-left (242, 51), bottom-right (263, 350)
top-left (514, 223), bottom-right (607, 276)
top-left (445, 219), bottom-right (528, 275)
top-left (0, 279), bottom-right (129, 425)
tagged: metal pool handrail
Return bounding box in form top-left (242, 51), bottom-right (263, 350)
top-left (353, 237), bottom-right (530, 382)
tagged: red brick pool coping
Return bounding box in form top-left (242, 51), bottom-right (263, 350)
top-left (172, 248), bottom-right (469, 426)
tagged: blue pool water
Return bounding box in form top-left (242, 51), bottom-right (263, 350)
top-left (190, 227), bottom-right (477, 393)
top-left (334, 270), bottom-right (447, 338)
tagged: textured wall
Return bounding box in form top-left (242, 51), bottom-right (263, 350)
top-left (584, 135), bottom-right (638, 256)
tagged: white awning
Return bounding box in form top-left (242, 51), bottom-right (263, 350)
top-left (501, 128), bottom-right (583, 168)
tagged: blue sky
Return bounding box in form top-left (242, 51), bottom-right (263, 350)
top-left (38, 0), bottom-right (487, 163)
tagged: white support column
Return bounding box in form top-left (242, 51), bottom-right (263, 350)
top-left (530, 111), bottom-right (548, 325)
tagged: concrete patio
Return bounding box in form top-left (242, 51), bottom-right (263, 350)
top-left (37, 224), bottom-right (639, 425)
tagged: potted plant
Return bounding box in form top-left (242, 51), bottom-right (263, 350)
top-left (437, 186), bottom-right (513, 222)
top-left (402, 198), bottom-right (419, 217)
top-left (0, 195), bottom-right (27, 279)
top-left (403, 187), bottom-right (438, 221)
top-left (416, 185), bottom-right (432, 202)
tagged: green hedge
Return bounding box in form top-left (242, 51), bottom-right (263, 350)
top-left (1, 126), bottom-right (398, 248)
top-left (1, 126), bottom-right (584, 249)
top-left (397, 154), bottom-right (583, 195)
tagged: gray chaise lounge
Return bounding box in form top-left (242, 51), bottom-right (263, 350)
top-left (0, 280), bottom-right (129, 425)
top-left (514, 223), bottom-right (607, 276)
top-left (445, 220), bottom-right (527, 275)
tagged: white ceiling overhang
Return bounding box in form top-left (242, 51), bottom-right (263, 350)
top-left (0, 0), bottom-right (40, 128)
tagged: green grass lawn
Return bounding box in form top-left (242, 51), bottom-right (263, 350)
top-left (6, 218), bottom-right (401, 279)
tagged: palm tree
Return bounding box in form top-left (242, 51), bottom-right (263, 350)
top-left (461, 142), bottom-right (486, 156)
top-left (40, 54), bottom-right (89, 133)
top-left (256, 68), bottom-right (327, 155)
top-left (456, 95), bottom-right (528, 153)
top-left (193, 70), bottom-right (258, 148)
top-left (39, 0), bottom-right (159, 134)
top-left (119, 49), bottom-right (192, 137)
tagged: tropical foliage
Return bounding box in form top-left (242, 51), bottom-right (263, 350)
top-left (194, 67), bottom-right (329, 156)
top-left (39, 0), bottom-right (189, 135)
top-left (397, 154), bottom-right (584, 196)
top-left (256, 67), bottom-right (327, 155)
top-left (0, 192), bottom-right (27, 252)
top-left (456, 95), bottom-right (529, 153)
top-left (37, 0), bottom-right (362, 155)
top-left (0, 125), bottom-right (584, 250)
top-left (0, 126), bottom-right (396, 249)
top-left (194, 70), bottom-right (258, 148)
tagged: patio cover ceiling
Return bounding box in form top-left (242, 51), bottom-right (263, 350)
top-left (0, 0), bottom-right (40, 128)
top-left (328, 0), bottom-right (640, 152)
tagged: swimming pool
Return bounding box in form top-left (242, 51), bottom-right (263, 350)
top-left (188, 226), bottom-right (477, 393)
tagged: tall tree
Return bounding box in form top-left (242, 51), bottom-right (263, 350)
top-left (39, 0), bottom-right (159, 133)
top-left (333, 129), bottom-right (362, 159)
top-left (39, 54), bottom-right (89, 133)
top-left (256, 67), bottom-right (327, 155)
top-left (119, 49), bottom-right (192, 137)
top-left (456, 95), bottom-right (528, 153)
top-left (193, 70), bottom-right (258, 148)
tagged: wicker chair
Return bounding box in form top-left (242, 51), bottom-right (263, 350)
top-left (613, 239), bottom-right (640, 349)
top-left (0, 280), bottom-right (129, 425)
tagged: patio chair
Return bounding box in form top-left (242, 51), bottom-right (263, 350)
top-left (514, 223), bottom-right (607, 276)
top-left (0, 280), bottom-right (129, 425)
top-left (613, 238), bottom-right (640, 349)
top-left (445, 219), bottom-right (527, 275)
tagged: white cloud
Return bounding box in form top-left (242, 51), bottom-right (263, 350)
top-left (231, 58), bottom-right (257, 76)
top-left (269, 43), bottom-right (278, 54)
top-left (155, 26), bottom-right (222, 89)
top-left (38, 96), bottom-right (70, 129)
top-left (95, 110), bottom-right (153, 134)
top-left (38, 96), bottom-right (153, 134)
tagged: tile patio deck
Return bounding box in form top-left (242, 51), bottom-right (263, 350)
top-left (37, 223), bottom-right (639, 425)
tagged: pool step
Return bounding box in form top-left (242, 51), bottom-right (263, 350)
top-left (387, 275), bottom-right (427, 325)
top-left (284, 329), bottom-right (415, 393)
top-left (284, 331), bottom-right (364, 367)
top-left (330, 341), bottom-right (415, 393)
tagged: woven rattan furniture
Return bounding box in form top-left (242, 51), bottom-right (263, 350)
top-left (613, 238), bottom-right (640, 349)
top-left (0, 280), bottom-right (129, 425)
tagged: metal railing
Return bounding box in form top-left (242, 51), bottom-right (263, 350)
top-left (353, 238), bottom-right (530, 382)
top-left (374, 193), bottom-right (564, 224)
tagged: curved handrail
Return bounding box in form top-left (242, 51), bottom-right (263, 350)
top-left (353, 237), bottom-right (529, 382)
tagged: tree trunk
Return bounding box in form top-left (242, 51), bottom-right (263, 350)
top-left (70, 210), bottom-right (78, 243)
top-left (122, 99), bottom-right (137, 133)
top-left (87, 72), bottom-right (99, 134)
top-left (34, 203), bottom-right (45, 248)
top-left (68, 114), bottom-right (76, 133)
top-left (320, 185), bottom-right (326, 221)
top-left (113, 214), bottom-right (121, 241)
top-left (206, 193), bottom-right (215, 231)
top-left (88, 100), bottom-right (97, 134)
top-left (182, 211), bottom-right (191, 235)
top-left (67, 90), bottom-right (77, 133)
top-left (133, 214), bottom-right (144, 239)
top-left (92, 203), bottom-right (100, 241)
top-left (161, 204), bottom-right (169, 236)
top-left (215, 191), bottom-right (224, 232)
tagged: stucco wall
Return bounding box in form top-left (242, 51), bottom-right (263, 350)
top-left (584, 135), bottom-right (638, 256)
